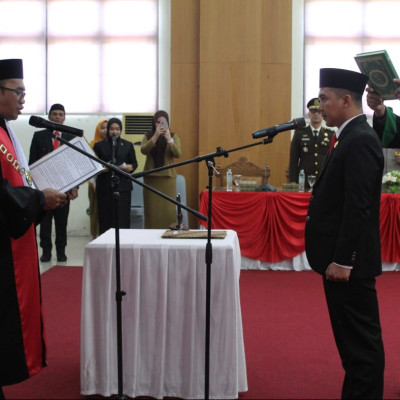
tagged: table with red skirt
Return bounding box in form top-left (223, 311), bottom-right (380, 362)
top-left (199, 191), bottom-right (400, 271)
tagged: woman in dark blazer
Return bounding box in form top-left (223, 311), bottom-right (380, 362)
top-left (94, 118), bottom-right (138, 235)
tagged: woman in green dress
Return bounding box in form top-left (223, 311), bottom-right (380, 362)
top-left (141, 110), bottom-right (182, 228)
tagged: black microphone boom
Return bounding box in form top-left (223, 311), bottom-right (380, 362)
top-left (29, 116), bottom-right (84, 137)
top-left (252, 117), bottom-right (306, 139)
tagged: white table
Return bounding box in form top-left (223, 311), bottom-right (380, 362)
top-left (81, 229), bottom-right (248, 399)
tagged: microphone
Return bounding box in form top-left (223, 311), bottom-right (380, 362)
top-left (252, 117), bottom-right (306, 139)
top-left (29, 116), bottom-right (84, 137)
top-left (111, 134), bottom-right (117, 164)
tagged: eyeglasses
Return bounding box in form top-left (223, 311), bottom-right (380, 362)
top-left (0, 85), bottom-right (26, 99)
top-left (309, 109), bottom-right (322, 114)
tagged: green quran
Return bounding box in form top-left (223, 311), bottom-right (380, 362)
top-left (354, 50), bottom-right (400, 100)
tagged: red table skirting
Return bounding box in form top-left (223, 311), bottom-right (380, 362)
top-left (199, 191), bottom-right (400, 263)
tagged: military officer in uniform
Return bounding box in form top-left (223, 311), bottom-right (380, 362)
top-left (288, 98), bottom-right (335, 188)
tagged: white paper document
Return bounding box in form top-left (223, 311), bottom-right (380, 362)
top-left (29, 136), bottom-right (104, 192)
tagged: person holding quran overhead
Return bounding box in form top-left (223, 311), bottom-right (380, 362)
top-left (0, 58), bottom-right (67, 399)
top-left (366, 79), bottom-right (400, 148)
top-left (305, 68), bottom-right (385, 399)
top-left (29, 103), bottom-right (79, 263)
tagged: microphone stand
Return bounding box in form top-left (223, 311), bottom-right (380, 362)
top-left (47, 132), bottom-right (207, 400)
top-left (175, 194), bottom-right (184, 230)
top-left (52, 128), bottom-right (280, 399)
top-left (49, 132), bottom-right (206, 220)
top-left (110, 135), bottom-right (126, 397)
top-left (133, 135), bottom-right (277, 400)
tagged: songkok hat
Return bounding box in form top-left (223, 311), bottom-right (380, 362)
top-left (0, 59), bottom-right (23, 80)
top-left (49, 103), bottom-right (65, 114)
top-left (320, 68), bottom-right (369, 95)
top-left (307, 98), bottom-right (320, 110)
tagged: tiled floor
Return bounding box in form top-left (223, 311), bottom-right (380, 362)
top-left (39, 235), bottom-right (92, 273)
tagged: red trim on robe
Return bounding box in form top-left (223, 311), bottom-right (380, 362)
top-left (0, 127), bottom-right (45, 378)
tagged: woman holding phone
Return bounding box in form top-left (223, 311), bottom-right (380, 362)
top-left (141, 110), bottom-right (182, 228)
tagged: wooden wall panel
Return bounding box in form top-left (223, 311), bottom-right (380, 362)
top-left (262, 0), bottom-right (292, 64)
top-left (171, 0), bottom-right (200, 228)
top-left (198, 62), bottom-right (263, 181)
top-left (199, 0), bottom-right (263, 63)
top-left (170, 64), bottom-right (200, 228)
top-left (170, 0), bottom-right (292, 227)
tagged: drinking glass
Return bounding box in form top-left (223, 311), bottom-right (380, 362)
top-left (233, 174), bottom-right (242, 191)
top-left (307, 175), bottom-right (316, 192)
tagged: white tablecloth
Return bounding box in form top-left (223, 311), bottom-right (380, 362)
top-left (81, 229), bottom-right (248, 399)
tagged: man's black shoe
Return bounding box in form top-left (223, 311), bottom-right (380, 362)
top-left (40, 253), bottom-right (51, 262)
top-left (57, 254), bottom-right (67, 262)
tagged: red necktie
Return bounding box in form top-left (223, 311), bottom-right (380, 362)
top-left (53, 131), bottom-right (60, 149)
top-left (329, 133), bottom-right (337, 154)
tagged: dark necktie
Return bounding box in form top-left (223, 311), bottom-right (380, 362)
top-left (313, 129), bottom-right (318, 138)
top-left (329, 134), bottom-right (337, 154)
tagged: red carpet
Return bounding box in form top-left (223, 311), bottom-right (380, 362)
top-left (4, 267), bottom-right (85, 400)
top-left (239, 271), bottom-right (400, 399)
top-left (4, 267), bottom-right (400, 399)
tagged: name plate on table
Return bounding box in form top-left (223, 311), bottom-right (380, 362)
top-left (162, 230), bottom-right (227, 239)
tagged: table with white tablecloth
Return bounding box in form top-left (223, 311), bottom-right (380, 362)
top-left (80, 229), bottom-right (247, 399)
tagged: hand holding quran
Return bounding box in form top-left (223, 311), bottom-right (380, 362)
top-left (355, 50), bottom-right (400, 100)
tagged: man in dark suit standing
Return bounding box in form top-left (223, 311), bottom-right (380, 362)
top-left (29, 103), bottom-right (78, 262)
top-left (305, 68), bottom-right (385, 399)
top-left (288, 97), bottom-right (335, 188)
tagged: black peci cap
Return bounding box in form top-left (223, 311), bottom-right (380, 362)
top-left (320, 68), bottom-right (369, 95)
top-left (49, 103), bottom-right (65, 114)
top-left (0, 59), bottom-right (23, 80)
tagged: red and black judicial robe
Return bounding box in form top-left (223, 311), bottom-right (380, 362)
top-left (0, 122), bottom-right (46, 386)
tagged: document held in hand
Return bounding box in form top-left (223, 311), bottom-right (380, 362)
top-left (29, 136), bottom-right (104, 193)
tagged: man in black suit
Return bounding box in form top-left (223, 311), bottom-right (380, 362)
top-left (305, 68), bottom-right (385, 399)
top-left (29, 103), bottom-right (78, 262)
top-left (288, 97), bottom-right (335, 188)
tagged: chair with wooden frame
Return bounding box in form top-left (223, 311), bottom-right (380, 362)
top-left (215, 156), bottom-right (270, 190)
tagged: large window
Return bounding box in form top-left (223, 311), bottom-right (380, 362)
top-left (305, 0), bottom-right (400, 117)
top-left (0, 0), bottom-right (158, 114)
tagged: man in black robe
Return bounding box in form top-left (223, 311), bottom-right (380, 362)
top-left (0, 59), bottom-right (67, 397)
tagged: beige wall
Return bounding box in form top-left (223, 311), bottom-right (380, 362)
top-left (171, 0), bottom-right (292, 227)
